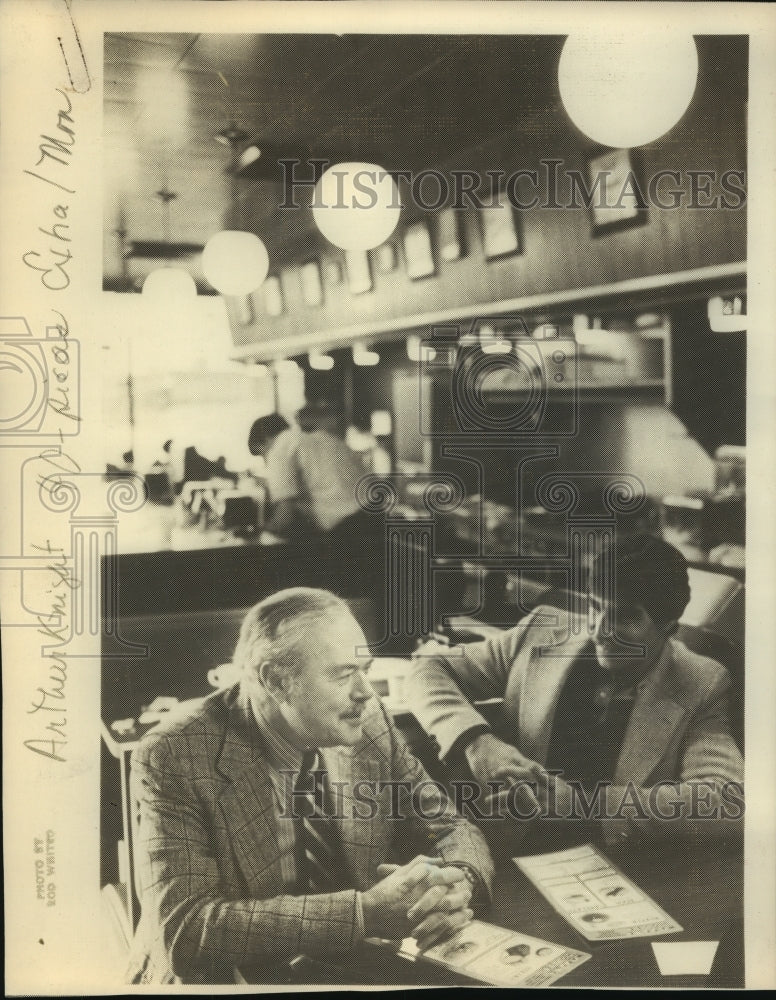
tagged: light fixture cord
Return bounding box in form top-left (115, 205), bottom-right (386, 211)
top-left (155, 174), bottom-right (177, 249)
top-left (228, 131), bottom-right (241, 231)
top-left (217, 70), bottom-right (242, 231)
top-left (163, 189), bottom-right (171, 244)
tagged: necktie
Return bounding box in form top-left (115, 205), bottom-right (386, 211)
top-left (294, 751), bottom-right (348, 893)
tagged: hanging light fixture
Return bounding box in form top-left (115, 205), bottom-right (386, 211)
top-left (708, 295), bottom-right (747, 333)
top-left (202, 118), bottom-right (269, 296)
top-left (479, 324), bottom-right (511, 354)
top-left (143, 267), bottom-right (197, 298)
top-left (142, 188), bottom-right (197, 297)
top-left (407, 334), bottom-right (436, 363)
top-left (275, 359), bottom-right (300, 374)
top-left (309, 351), bottom-right (335, 371)
top-left (353, 344), bottom-right (380, 366)
top-left (558, 34), bottom-right (698, 149)
top-left (202, 230), bottom-right (269, 296)
top-left (313, 162), bottom-right (400, 250)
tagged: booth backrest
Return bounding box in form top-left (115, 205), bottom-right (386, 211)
top-left (102, 608), bottom-right (250, 722)
top-left (102, 597), bottom-right (379, 724)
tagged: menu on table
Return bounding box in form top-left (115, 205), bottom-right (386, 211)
top-left (515, 844), bottom-right (683, 941)
top-left (397, 919), bottom-right (590, 987)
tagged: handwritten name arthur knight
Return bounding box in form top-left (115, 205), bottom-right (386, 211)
top-left (24, 540), bottom-right (80, 763)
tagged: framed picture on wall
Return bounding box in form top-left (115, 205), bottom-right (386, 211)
top-left (587, 148), bottom-right (648, 235)
top-left (323, 258), bottom-right (343, 285)
top-left (345, 249), bottom-right (372, 294)
top-left (374, 242), bottom-right (398, 274)
top-left (236, 294), bottom-right (254, 325)
top-left (263, 274), bottom-right (284, 316)
top-left (437, 207), bottom-right (464, 261)
top-left (403, 220), bottom-right (436, 279)
top-left (300, 260), bottom-right (324, 306)
top-left (480, 193), bottom-right (521, 260)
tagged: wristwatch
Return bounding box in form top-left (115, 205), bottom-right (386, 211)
top-left (446, 862), bottom-right (485, 907)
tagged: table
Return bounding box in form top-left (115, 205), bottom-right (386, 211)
top-left (486, 840), bottom-right (743, 987)
top-left (239, 839), bottom-right (743, 988)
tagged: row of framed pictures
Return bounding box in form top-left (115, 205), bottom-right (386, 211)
top-left (242, 199), bottom-right (522, 323)
top-left (243, 148), bottom-right (646, 322)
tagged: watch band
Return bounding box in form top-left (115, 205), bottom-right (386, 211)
top-left (445, 862), bottom-right (486, 908)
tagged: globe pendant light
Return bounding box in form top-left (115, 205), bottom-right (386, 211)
top-left (558, 34), bottom-right (698, 149)
top-left (143, 267), bottom-right (196, 298)
top-left (202, 122), bottom-right (269, 296)
top-left (313, 162), bottom-right (400, 250)
top-left (202, 230), bottom-right (269, 296)
top-left (142, 188), bottom-right (197, 297)
top-left (309, 350), bottom-right (335, 371)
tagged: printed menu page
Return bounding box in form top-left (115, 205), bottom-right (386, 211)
top-left (515, 844), bottom-right (682, 941)
top-left (398, 920), bottom-right (590, 987)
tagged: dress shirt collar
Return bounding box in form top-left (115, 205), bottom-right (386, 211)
top-left (582, 635), bottom-right (673, 696)
top-left (251, 702), bottom-right (306, 776)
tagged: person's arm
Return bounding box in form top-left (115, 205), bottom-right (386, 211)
top-left (406, 611), bottom-right (544, 761)
top-left (618, 669), bottom-right (743, 842)
top-left (378, 700), bottom-right (494, 904)
top-left (132, 727), bottom-right (481, 979)
top-left (263, 498), bottom-right (299, 536)
top-left (262, 432), bottom-right (303, 536)
top-left (131, 737), bottom-right (365, 980)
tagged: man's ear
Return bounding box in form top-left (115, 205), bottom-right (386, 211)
top-left (258, 660), bottom-right (289, 702)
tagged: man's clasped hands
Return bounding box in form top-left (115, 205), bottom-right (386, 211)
top-left (361, 856), bottom-right (474, 952)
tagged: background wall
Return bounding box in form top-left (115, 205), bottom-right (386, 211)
top-left (99, 294), bottom-right (304, 475)
top-left (227, 71), bottom-right (746, 353)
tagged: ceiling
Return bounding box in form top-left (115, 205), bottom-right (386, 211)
top-left (103, 32), bottom-right (565, 291)
top-left (103, 33), bottom-right (747, 293)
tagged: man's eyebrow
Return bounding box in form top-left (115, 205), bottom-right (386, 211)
top-left (337, 658), bottom-right (373, 671)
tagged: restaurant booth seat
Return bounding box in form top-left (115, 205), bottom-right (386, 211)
top-left (102, 599), bottom-right (381, 726)
top-left (100, 882), bottom-right (134, 979)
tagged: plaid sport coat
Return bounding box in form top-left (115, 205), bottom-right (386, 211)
top-left (127, 684), bottom-right (493, 984)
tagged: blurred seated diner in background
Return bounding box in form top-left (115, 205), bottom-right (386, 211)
top-left (247, 411), bottom-right (382, 551)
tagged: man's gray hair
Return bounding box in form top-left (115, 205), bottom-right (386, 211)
top-left (235, 587), bottom-right (350, 691)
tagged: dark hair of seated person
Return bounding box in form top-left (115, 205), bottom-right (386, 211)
top-left (589, 533), bottom-right (691, 630)
top-left (248, 413), bottom-right (290, 455)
